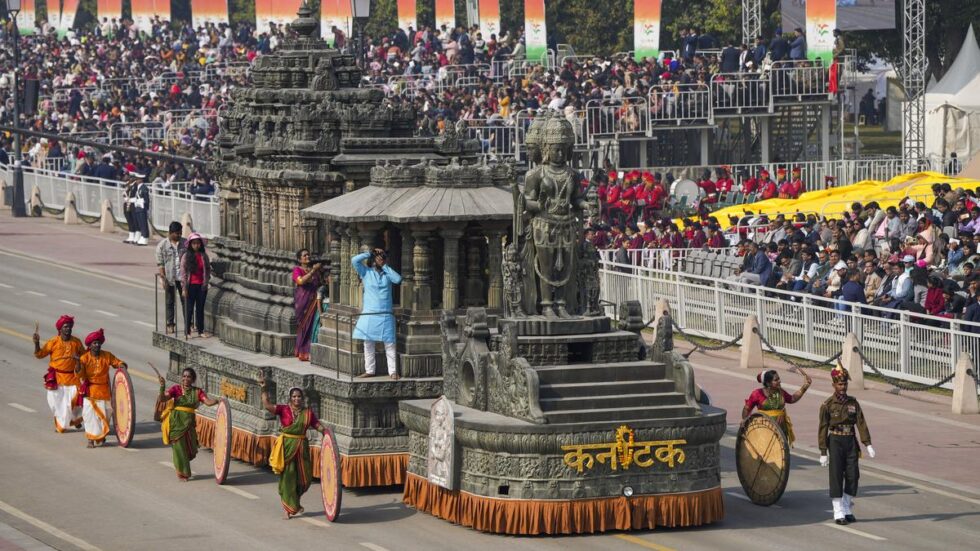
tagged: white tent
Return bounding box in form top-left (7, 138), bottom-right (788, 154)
top-left (925, 26), bottom-right (980, 160)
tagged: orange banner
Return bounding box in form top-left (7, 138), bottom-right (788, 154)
top-left (480, 0), bottom-right (500, 37)
top-left (805, 0), bottom-right (836, 64)
top-left (192, 0), bottom-right (228, 27)
top-left (255, 0), bottom-right (303, 33)
top-left (397, 0), bottom-right (416, 32)
top-left (45, 0), bottom-right (58, 27)
top-left (96, 0), bottom-right (123, 23)
top-left (633, 0), bottom-right (661, 61)
top-left (435, 0), bottom-right (455, 31)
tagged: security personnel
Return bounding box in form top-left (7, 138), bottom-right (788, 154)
top-left (818, 365), bottom-right (875, 525)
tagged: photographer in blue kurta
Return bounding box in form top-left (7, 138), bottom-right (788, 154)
top-left (352, 248), bottom-right (404, 380)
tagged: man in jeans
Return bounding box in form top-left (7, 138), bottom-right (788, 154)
top-left (155, 221), bottom-right (186, 334)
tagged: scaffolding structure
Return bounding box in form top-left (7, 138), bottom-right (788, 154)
top-left (741, 0), bottom-right (762, 46)
top-left (902, 0), bottom-right (927, 167)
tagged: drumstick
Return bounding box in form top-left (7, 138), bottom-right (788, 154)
top-left (34, 321), bottom-right (39, 334)
top-left (147, 362), bottom-right (163, 379)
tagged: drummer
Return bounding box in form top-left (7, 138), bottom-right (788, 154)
top-left (75, 329), bottom-right (127, 448)
top-left (259, 376), bottom-right (329, 519)
top-left (742, 368), bottom-right (812, 446)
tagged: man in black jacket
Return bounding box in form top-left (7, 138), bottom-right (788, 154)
top-left (720, 41), bottom-right (740, 73)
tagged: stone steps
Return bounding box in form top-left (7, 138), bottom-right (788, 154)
top-left (539, 391), bottom-right (688, 412)
top-left (538, 379), bottom-right (675, 399)
top-left (544, 404), bottom-right (697, 424)
top-left (532, 360), bottom-right (696, 424)
top-left (533, 361), bottom-right (666, 385)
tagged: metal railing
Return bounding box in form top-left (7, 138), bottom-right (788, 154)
top-left (649, 83), bottom-right (712, 126)
top-left (598, 247), bottom-right (739, 270)
top-left (600, 259), bottom-right (980, 392)
top-left (585, 97), bottom-right (651, 139)
top-left (770, 61), bottom-right (832, 102)
top-left (710, 73), bottom-right (770, 113)
top-left (7, 166), bottom-right (219, 237)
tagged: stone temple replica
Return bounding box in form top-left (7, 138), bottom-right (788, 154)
top-left (399, 114), bottom-right (726, 534)
top-left (153, 6), bottom-right (725, 531)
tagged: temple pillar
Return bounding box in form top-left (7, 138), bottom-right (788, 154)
top-left (399, 229), bottom-right (415, 309)
top-left (412, 229), bottom-right (432, 311)
top-left (464, 235), bottom-right (484, 307)
top-left (486, 229), bottom-right (505, 309)
top-left (441, 228), bottom-right (463, 312)
top-left (347, 226), bottom-right (360, 307)
top-left (329, 225), bottom-right (341, 303)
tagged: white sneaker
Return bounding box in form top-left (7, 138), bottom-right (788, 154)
top-left (136, 235), bottom-right (148, 246)
top-left (123, 232), bottom-right (135, 243)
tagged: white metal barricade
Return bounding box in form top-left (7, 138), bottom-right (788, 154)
top-left (770, 61), bottom-right (832, 102)
top-left (649, 83), bottom-right (712, 126)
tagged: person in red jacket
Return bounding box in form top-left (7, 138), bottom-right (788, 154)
top-left (716, 166), bottom-right (735, 198)
top-left (760, 175), bottom-right (779, 200)
top-left (743, 169), bottom-right (763, 195)
top-left (775, 167), bottom-right (792, 198)
top-left (697, 169), bottom-right (718, 204)
top-left (789, 166), bottom-right (805, 198)
top-left (707, 225), bottom-right (726, 248)
top-left (689, 222), bottom-right (708, 248)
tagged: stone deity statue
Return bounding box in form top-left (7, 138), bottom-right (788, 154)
top-left (502, 243), bottom-right (525, 317)
top-left (519, 116), bottom-right (591, 318)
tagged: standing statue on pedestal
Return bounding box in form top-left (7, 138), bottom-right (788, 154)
top-left (502, 243), bottom-right (525, 318)
top-left (516, 115), bottom-right (591, 318)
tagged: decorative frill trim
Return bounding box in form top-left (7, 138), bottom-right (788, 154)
top-left (196, 414), bottom-right (273, 466)
top-left (402, 473), bottom-right (724, 535)
top-left (311, 448), bottom-right (408, 487)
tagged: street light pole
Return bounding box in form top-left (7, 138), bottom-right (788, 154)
top-left (6, 1), bottom-right (26, 217)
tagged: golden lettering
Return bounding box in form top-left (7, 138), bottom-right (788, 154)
top-left (219, 378), bottom-right (247, 402)
top-left (560, 425), bottom-right (688, 473)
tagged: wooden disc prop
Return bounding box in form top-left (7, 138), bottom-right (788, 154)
top-left (112, 369), bottom-right (136, 448)
top-left (212, 398), bottom-right (232, 485)
top-left (319, 426), bottom-right (342, 522)
top-left (735, 413), bottom-right (791, 506)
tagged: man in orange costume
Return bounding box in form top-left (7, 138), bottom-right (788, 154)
top-left (76, 329), bottom-right (128, 447)
top-left (34, 315), bottom-right (85, 432)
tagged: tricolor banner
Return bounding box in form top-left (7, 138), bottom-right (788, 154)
top-left (192, 0), bottom-right (229, 28)
top-left (805, 0), bottom-right (836, 65)
top-left (524, 0), bottom-right (547, 63)
top-left (633, 0), bottom-right (661, 61)
top-left (320, 0), bottom-right (351, 47)
top-left (480, 0), bottom-right (500, 38)
top-left (255, 0), bottom-right (303, 33)
top-left (435, 0), bottom-right (454, 31)
top-left (397, 0), bottom-right (416, 33)
top-left (130, 0), bottom-right (164, 32)
top-left (15, 0), bottom-right (35, 33)
top-left (96, 0), bottom-right (123, 25)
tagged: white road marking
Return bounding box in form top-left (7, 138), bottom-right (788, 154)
top-left (0, 282), bottom-right (12, 288)
top-left (725, 491), bottom-right (782, 508)
top-left (360, 544), bottom-right (391, 551)
top-left (118, 446), bottom-right (138, 453)
top-left (133, 321), bottom-right (154, 328)
top-left (219, 486), bottom-right (260, 500)
top-left (59, 299), bottom-right (81, 306)
top-left (94, 310), bottom-right (119, 318)
top-left (300, 517), bottom-right (332, 528)
top-left (823, 523), bottom-right (887, 541)
top-left (24, 290), bottom-right (46, 297)
top-left (158, 461), bottom-right (173, 468)
top-left (8, 403), bottom-right (37, 413)
top-left (0, 498), bottom-right (102, 551)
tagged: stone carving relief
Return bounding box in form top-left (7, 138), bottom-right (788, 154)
top-left (426, 396), bottom-right (456, 490)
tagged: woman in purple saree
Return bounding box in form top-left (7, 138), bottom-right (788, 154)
top-left (292, 249), bottom-right (323, 362)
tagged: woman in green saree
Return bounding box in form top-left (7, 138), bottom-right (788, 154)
top-left (158, 368), bottom-right (219, 481)
top-left (259, 375), bottom-right (328, 518)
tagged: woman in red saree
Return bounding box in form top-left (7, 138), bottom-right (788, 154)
top-left (293, 249), bottom-right (324, 362)
top-left (158, 368), bottom-right (219, 480)
top-left (259, 375), bottom-right (328, 518)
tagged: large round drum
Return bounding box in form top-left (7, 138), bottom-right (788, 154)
top-left (112, 369), bottom-right (136, 448)
top-left (669, 178), bottom-right (702, 205)
top-left (320, 426), bottom-right (342, 522)
top-left (212, 398), bottom-right (232, 485)
top-left (736, 413), bottom-right (790, 506)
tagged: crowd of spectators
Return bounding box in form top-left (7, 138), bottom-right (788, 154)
top-left (673, 182), bottom-right (980, 328)
top-left (0, 15), bottom-right (274, 196)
